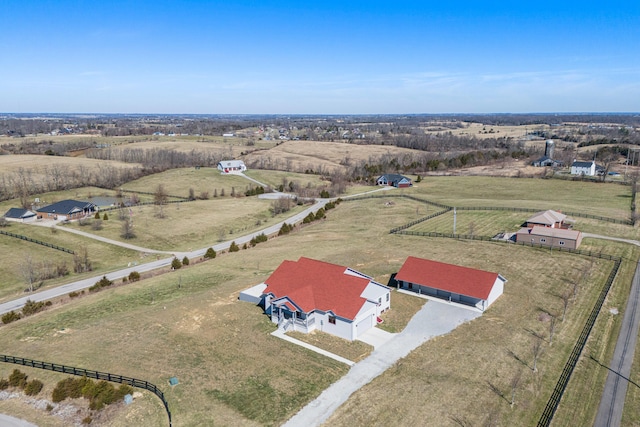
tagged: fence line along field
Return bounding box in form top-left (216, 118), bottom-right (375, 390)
top-left (0, 190), bottom-right (632, 426)
top-left (413, 176), bottom-right (632, 220)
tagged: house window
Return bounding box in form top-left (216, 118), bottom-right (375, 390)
top-left (378, 297), bottom-right (382, 304)
top-left (559, 241), bottom-right (565, 246)
top-left (328, 316), bottom-right (336, 325)
top-left (540, 238), bottom-right (546, 243)
top-left (386, 293), bottom-right (390, 302)
top-left (408, 283), bottom-right (413, 290)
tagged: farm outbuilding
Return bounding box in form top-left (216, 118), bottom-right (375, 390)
top-left (516, 226), bottom-right (583, 250)
top-left (3, 208), bottom-right (37, 223)
top-left (394, 256), bottom-right (506, 312)
top-left (525, 210), bottom-right (570, 229)
top-left (241, 257), bottom-right (390, 341)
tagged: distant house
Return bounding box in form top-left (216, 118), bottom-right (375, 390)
top-left (217, 160), bottom-right (247, 174)
top-left (222, 133), bottom-right (235, 137)
top-left (525, 210), bottom-right (570, 229)
top-left (516, 226), bottom-right (583, 250)
top-left (239, 257), bottom-right (390, 341)
top-left (394, 256), bottom-right (506, 312)
top-left (36, 200), bottom-right (96, 221)
top-left (571, 161), bottom-right (596, 176)
top-left (376, 174), bottom-right (412, 188)
top-left (3, 208), bottom-right (37, 223)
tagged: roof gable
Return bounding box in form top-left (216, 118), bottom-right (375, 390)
top-left (263, 257), bottom-right (377, 320)
top-left (526, 210), bottom-right (566, 226)
top-left (517, 226), bottom-right (581, 240)
top-left (3, 208), bottom-right (36, 219)
top-left (395, 256), bottom-right (502, 300)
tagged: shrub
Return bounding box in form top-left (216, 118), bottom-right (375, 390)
top-left (171, 258), bottom-right (182, 270)
top-left (9, 369), bottom-right (28, 388)
top-left (254, 233), bottom-right (268, 243)
top-left (89, 276), bottom-right (113, 293)
top-left (229, 241), bottom-right (240, 252)
top-left (302, 212), bottom-right (315, 224)
top-left (242, 243), bottom-right (248, 250)
top-left (24, 379), bottom-right (44, 396)
top-left (314, 208), bottom-right (325, 220)
top-left (22, 299), bottom-right (47, 316)
top-left (82, 416), bottom-right (92, 425)
top-left (103, 213), bottom-right (108, 220)
top-left (278, 223), bottom-right (292, 235)
top-left (46, 403), bottom-right (53, 411)
top-left (319, 189), bottom-right (330, 198)
top-left (204, 248), bottom-right (216, 259)
top-left (94, 212), bottom-right (100, 219)
top-left (182, 256), bottom-right (190, 266)
top-left (69, 291), bottom-right (80, 298)
top-left (2, 310), bottom-right (22, 324)
top-left (128, 271), bottom-right (141, 282)
top-left (0, 379), bottom-right (9, 390)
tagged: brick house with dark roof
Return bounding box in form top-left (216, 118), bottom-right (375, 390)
top-left (395, 256), bottom-right (506, 311)
top-left (240, 257), bottom-right (390, 341)
top-left (36, 199), bottom-right (96, 221)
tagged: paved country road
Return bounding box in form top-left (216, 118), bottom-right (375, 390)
top-left (0, 414), bottom-right (37, 427)
top-left (594, 260), bottom-right (640, 427)
top-left (0, 185), bottom-right (392, 317)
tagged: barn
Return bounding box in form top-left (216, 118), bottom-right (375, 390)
top-left (395, 256), bottom-right (506, 311)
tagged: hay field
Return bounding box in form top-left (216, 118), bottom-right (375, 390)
top-left (423, 122), bottom-right (550, 141)
top-left (242, 140), bottom-right (423, 173)
top-left (0, 154), bottom-right (140, 175)
top-left (0, 196), bottom-right (628, 426)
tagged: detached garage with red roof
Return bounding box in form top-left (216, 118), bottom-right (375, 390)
top-left (395, 256), bottom-right (506, 312)
top-left (241, 257), bottom-right (390, 341)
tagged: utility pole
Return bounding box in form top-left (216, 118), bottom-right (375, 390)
top-left (453, 208), bottom-right (457, 234)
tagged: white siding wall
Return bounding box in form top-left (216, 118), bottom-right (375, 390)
top-left (486, 278), bottom-right (504, 308)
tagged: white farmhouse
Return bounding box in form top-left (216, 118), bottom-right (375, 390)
top-left (570, 160), bottom-right (596, 176)
top-left (217, 160), bottom-right (247, 174)
top-left (240, 257), bottom-right (390, 341)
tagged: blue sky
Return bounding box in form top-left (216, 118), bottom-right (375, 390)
top-left (1, 1), bottom-right (638, 114)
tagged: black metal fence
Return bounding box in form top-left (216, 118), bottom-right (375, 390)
top-left (0, 230), bottom-right (74, 254)
top-left (537, 258), bottom-right (621, 426)
top-left (0, 354), bottom-right (172, 427)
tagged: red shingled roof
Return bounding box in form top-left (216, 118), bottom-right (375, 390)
top-left (263, 257), bottom-right (371, 320)
top-left (395, 256), bottom-right (500, 300)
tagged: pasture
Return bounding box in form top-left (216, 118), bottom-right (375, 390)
top-left (0, 193), bottom-right (633, 426)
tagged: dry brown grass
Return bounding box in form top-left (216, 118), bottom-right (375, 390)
top-left (287, 331), bottom-right (373, 362)
top-left (243, 140), bottom-right (422, 174)
top-left (0, 177), bottom-right (636, 426)
top-left (0, 154), bottom-right (140, 175)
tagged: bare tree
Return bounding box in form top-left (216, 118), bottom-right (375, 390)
top-left (549, 316), bottom-right (557, 345)
top-left (73, 245), bottom-right (92, 273)
top-left (510, 369), bottom-right (523, 407)
top-left (532, 336), bottom-right (543, 373)
top-left (121, 218), bottom-right (136, 239)
top-left (154, 184), bottom-right (168, 205)
top-left (20, 254), bottom-right (39, 292)
top-left (561, 289), bottom-right (572, 322)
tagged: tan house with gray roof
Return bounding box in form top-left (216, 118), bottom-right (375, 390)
top-left (516, 226), bottom-right (583, 250)
top-left (525, 210), bottom-right (570, 229)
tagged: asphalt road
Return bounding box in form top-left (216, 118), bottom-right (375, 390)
top-left (594, 260), bottom-right (640, 427)
top-left (0, 414), bottom-right (37, 427)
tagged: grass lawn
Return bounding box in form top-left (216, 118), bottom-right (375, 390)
top-left (287, 331), bottom-right (373, 363)
top-left (0, 222), bottom-right (144, 303)
top-left (120, 167), bottom-right (252, 199)
top-left (414, 176), bottom-right (632, 220)
top-left (0, 177), bottom-right (637, 426)
top-left (61, 197), bottom-right (308, 252)
top-left (408, 209), bottom-right (527, 236)
top-left (378, 290), bottom-right (426, 333)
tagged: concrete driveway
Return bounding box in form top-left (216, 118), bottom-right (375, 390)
top-left (283, 299), bottom-right (481, 427)
top-left (357, 326), bottom-right (396, 349)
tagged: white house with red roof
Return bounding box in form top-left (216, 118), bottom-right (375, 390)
top-left (395, 256), bottom-right (505, 312)
top-left (240, 257), bottom-right (390, 341)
